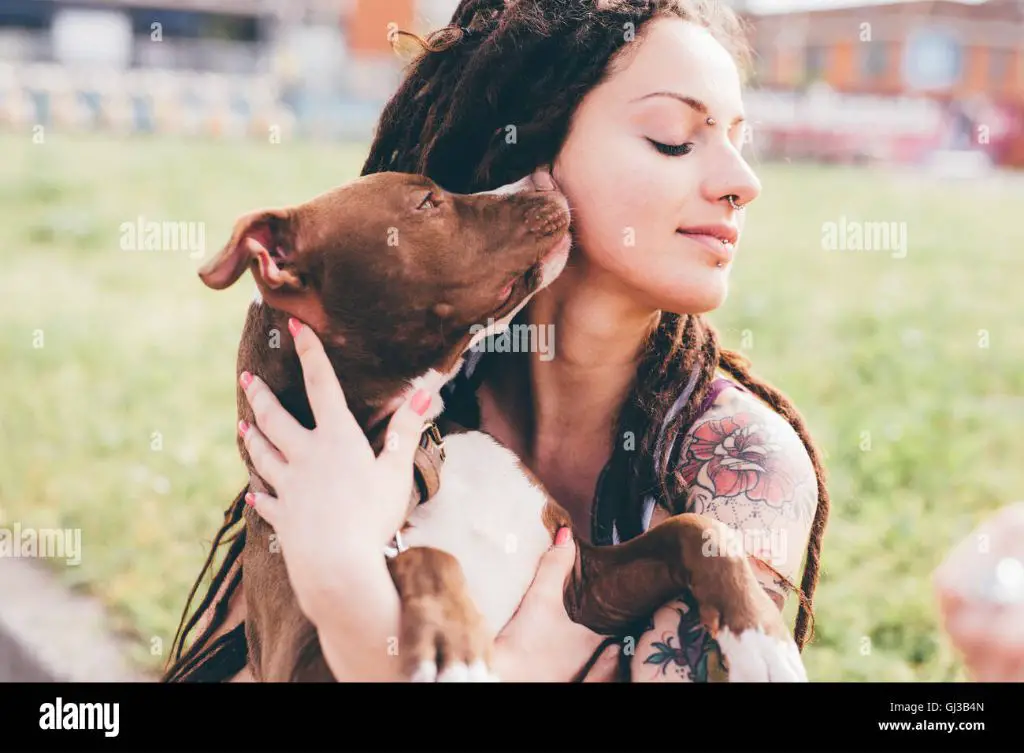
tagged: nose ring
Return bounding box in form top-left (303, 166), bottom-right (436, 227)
top-left (727, 195), bottom-right (743, 211)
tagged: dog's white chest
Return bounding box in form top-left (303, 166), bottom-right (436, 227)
top-left (397, 431), bottom-right (554, 637)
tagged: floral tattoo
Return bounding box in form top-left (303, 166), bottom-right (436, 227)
top-left (676, 401), bottom-right (817, 536)
top-left (641, 590), bottom-right (728, 682)
top-left (632, 389), bottom-right (817, 682)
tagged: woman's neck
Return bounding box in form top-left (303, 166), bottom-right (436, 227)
top-left (512, 258), bottom-right (659, 468)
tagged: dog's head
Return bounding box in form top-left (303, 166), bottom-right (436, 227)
top-left (199, 168), bottom-right (571, 410)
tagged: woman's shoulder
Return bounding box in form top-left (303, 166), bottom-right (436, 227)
top-left (681, 373), bottom-right (814, 478)
top-left (695, 374), bottom-right (745, 416)
top-left (660, 373), bottom-right (819, 605)
top-left (675, 374), bottom-right (818, 545)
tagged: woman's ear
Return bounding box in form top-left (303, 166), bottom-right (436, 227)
top-left (198, 207), bottom-right (301, 291)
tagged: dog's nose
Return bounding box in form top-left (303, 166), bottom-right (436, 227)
top-left (477, 166), bottom-right (559, 197)
top-left (477, 174), bottom-right (533, 197)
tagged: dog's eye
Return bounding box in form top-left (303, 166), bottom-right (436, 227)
top-left (417, 191), bottom-right (438, 210)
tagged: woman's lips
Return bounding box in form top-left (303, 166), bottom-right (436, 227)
top-left (676, 230), bottom-right (735, 265)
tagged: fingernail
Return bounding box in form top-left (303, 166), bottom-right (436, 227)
top-left (239, 371), bottom-right (253, 390)
top-left (238, 420), bottom-right (249, 436)
top-left (288, 317), bottom-right (303, 337)
top-left (411, 389), bottom-right (431, 416)
top-left (244, 492), bottom-right (255, 506)
top-left (555, 527), bottom-right (572, 547)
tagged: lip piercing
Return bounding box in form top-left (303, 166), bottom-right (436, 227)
top-left (727, 195), bottom-right (743, 211)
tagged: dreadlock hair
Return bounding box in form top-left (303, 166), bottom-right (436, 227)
top-left (161, 487), bottom-right (248, 682)
top-left (363, 0), bottom-right (830, 650)
top-left (162, 0), bottom-right (830, 681)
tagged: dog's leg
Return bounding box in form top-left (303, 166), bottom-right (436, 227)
top-left (386, 546), bottom-right (497, 682)
top-left (565, 513), bottom-right (807, 681)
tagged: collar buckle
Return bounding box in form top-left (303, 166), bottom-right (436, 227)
top-left (384, 421), bottom-right (446, 559)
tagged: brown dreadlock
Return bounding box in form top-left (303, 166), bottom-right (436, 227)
top-left (162, 0), bottom-right (830, 682)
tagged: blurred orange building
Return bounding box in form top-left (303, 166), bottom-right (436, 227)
top-left (745, 0), bottom-right (1023, 102)
top-left (740, 0), bottom-right (1024, 166)
top-left (347, 0), bottom-right (416, 55)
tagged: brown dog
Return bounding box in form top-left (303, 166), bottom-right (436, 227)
top-left (196, 168), bottom-right (808, 682)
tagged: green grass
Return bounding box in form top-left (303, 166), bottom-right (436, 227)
top-left (1, 131), bottom-right (1022, 681)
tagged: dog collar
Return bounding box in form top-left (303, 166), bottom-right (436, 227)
top-left (383, 421), bottom-right (445, 559)
top-left (411, 421), bottom-right (446, 506)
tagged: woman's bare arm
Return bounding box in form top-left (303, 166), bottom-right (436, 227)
top-left (302, 551), bottom-right (408, 682)
top-left (629, 385), bottom-right (818, 682)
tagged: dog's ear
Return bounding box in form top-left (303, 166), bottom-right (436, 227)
top-left (198, 208), bottom-right (302, 291)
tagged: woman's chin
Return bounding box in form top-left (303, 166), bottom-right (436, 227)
top-left (647, 271), bottom-right (730, 316)
top-left (582, 251), bottom-right (732, 317)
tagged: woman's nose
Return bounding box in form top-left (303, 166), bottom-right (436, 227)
top-left (705, 151), bottom-right (761, 211)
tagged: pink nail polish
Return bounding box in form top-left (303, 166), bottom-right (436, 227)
top-left (555, 527), bottom-right (572, 547)
top-left (288, 318), bottom-right (303, 337)
top-left (239, 371), bottom-right (253, 389)
top-left (411, 389), bottom-right (431, 416)
top-left (238, 420), bottom-right (249, 436)
top-left (245, 492), bottom-right (255, 506)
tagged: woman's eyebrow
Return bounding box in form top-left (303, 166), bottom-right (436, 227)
top-left (631, 91), bottom-right (745, 126)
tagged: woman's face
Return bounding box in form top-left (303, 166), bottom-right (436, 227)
top-left (551, 16), bottom-right (760, 315)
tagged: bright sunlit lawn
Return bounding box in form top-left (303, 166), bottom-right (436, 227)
top-left (2, 131), bottom-right (1022, 680)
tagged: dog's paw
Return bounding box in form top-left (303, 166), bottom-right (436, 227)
top-left (391, 547), bottom-right (499, 682)
top-left (401, 599), bottom-right (499, 683)
top-left (410, 660), bottom-right (438, 683)
top-left (409, 656), bottom-right (500, 683)
top-left (434, 659), bottom-right (499, 682)
top-left (715, 625), bottom-right (807, 682)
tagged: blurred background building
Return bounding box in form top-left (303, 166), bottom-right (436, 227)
top-left (0, 0), bottom-right (1021, 168)
top-left (0, 0), bottom-right (463, 140)
top-left (739, 0), bottom-right (1024, 168)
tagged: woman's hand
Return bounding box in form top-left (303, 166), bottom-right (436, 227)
top-left (934, 502), bottom-right (1024, 682)
top-left (239, 317), bottom-right (439, 618)
top-left (491, 528), bottom-right (623, 682)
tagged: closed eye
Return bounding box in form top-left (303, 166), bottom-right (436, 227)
top-left (418, 191), bottom-right (439, 210)
top-left (647, 138), bottom-right (694, 157)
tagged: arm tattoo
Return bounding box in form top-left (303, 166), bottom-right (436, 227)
top-left (675, 394), bottom-right (818, 586)
top-left (638, 590), bottom-right (728, 682)
top-left (677, 404), bottom-right (816, 529)
top-left (629, 391), bottom-right (817, 682)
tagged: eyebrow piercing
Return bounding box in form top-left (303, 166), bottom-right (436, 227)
top-left (705, 116), bottom-right (716, 127)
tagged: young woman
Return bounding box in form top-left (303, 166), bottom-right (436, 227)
top-left (164, 0), bottom-right (831, 683)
